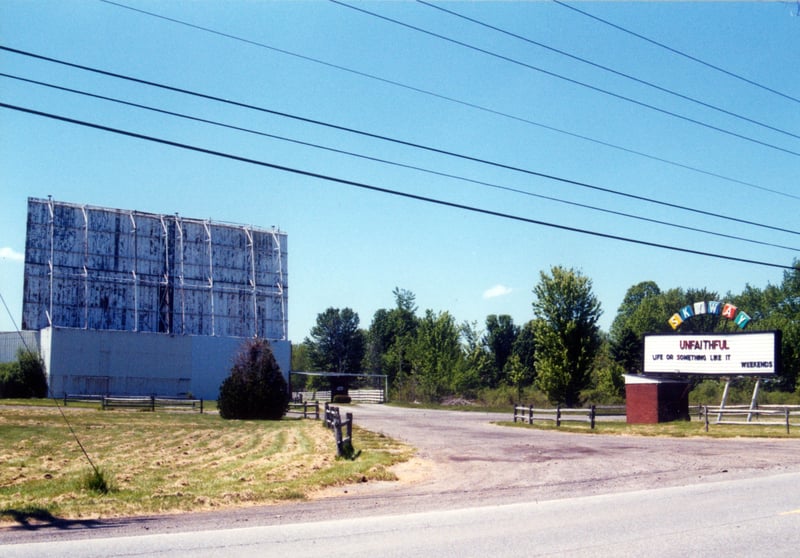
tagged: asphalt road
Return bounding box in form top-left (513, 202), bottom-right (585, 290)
top-left (3, 404), bottom-right (800, 554)
top-left (4, 472), bottom-right (799, 557)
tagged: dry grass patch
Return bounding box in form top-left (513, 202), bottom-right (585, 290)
top-left (0, 405), bottom-right (411, 524)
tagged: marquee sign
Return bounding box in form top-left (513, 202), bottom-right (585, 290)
top-left (643, 331), bottom-right (781, 376)
top-left (668, 301), bottom-right (751, 330)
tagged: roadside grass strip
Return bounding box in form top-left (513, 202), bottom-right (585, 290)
top-left (0, 406), bottom-right (411, 523)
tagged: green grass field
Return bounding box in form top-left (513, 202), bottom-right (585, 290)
top-left (0, 402), bottom-right (411, 525)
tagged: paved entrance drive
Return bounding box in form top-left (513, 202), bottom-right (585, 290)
top-left (328, 404), bottom-right (800, 511)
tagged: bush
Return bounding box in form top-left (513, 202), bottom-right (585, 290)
top-left (218, 338), bottom-right (289, 420)
top-left (0, 350), bottom-right (48, 398)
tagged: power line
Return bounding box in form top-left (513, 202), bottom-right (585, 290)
top-left (0, 290), bottom-right (104, 480)
top-left (418, 0), bottom-right (800, 142)
top-left (331, 1), bottom-right (800, 159)
top-left (553, 0), bottom-right (800, 106)
top-left (96, 0), bottom-right (800, 202)
top-left (5, 71), bottom-right (799, 254)
top-left (2, 45), bottom-right (798, 238)
top-left (1, 101), bottom-right (795, 272)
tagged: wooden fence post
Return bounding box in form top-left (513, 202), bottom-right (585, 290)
top-left (333, 413), bottom-right (343, 456)
top-left (704, 405), bottom-right (709, 432)
top-left (528, 405), bottom-right (533, 425)
top-left (590, 405), bottom-right (596, 429)
top-left (556, 405), bottom-right (561, 427)
top-left (786, 408), bottom-right (790, 434)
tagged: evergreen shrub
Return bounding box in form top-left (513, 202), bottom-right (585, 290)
top-left (218, 339), bottom-right (289, 420)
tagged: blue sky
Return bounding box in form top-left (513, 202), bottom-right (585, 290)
top-left (1, 1), bottom-right (798, 342)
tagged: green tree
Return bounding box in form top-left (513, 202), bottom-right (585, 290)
top-left (365, 288), bottom-right (419, 388)
top-left (304, 307), bottom-right (366, 373)
top-left (218, 338), bottom-right (289, 420)
top-left (410, 310), bottom-right (463, 402)
top-left (0, 350), bottom-right (47, 398)
top-left (512, 320), bottom-right (537, 379)
top-left (730, 261), bottom-right (800, 391)
top-left (532, 266), bottom-right (603, 406)
top-left (585, 335), bottom-right (625, 404)
top-left (453, 321), bottom-right (485, 396)
top-left (289, 343), bottom-right (324, 391)
top-left (609, 281), bottom-right (665, 374)
top-left (482, 314), bottom-right (519, 388)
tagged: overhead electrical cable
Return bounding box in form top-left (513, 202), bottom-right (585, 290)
top-left (2, 45), bottom-right (798, 238)
top-left (5, 72), bottom-right (798, 253)
top-left (2, 101), bottom-right (795, 272)
top-left (553, 0), bottom-right (800, 106)
top-left (330, 0), bottom-right (800, 158)
top-left (418, 0), bottom-right (800, 142)
top-left (96, 0), bottom-right (799, 202)
top-left (0, 290), bottom-right (106, 481)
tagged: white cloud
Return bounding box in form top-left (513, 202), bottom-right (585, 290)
top-left (483, 284), bottom-right (512, 299)
top-left (0, 247), bottom-right (24, 262)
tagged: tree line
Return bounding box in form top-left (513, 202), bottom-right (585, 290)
top-left (293, 263), bottom-right (800, 405)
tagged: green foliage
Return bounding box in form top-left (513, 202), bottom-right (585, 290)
top-left (81, 467), bottom-right (114, 495)
top-left (218, 339), bottom-right (289, 420)
top-left (0, 350), bottom-right (48, 399)
top-left (532, 266), bottom-right (603, 406)
top-left (482, 314), bottom-right (519, 387)
top-left (476, 384), bottom-right (550, 408)
top-left (365, 288), bottom-right (419, 387)
top-left (304, 307), bottom-right (366, 373)
top-left (512, 320), bottom-right (537, 384)
top-left (728, 262), bottom-right (800, 391)
top-left (410, 310), bottom-right (463, 402)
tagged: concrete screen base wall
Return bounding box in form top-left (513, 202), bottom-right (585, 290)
top-left (625, 375), bottom-right (691, 424)
top-left (39, 327), bottom-right (290, 401)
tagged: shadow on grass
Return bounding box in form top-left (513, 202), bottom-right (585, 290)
top-left (1, 507), bottom-right (113, 531)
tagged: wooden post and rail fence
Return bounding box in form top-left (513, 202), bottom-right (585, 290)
top-left (699, 405), bottom-right (800, 434)
top-left (513, 405), bottom-right (626, 429)
top-left (287, 400), bottom-right (320, 419)
top-left (324, 402), bottom-right (353, 457)
top-left (63, 393), bottom-right (204, 413)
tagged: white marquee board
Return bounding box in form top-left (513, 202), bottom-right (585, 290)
top-left (643, 331), bottom-right (780, 376)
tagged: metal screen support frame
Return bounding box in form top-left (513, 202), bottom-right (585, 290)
top-left (160, 214), bottom-right (171, 334)
top-left (47, 195), bottom-right (55, 327)
top-left (129, 212), bottom-right (139, 332)
top-left (81, 205), bottom-right (89, 329)
top-left (175, 214), bottom-right (186, 334)
top-left (203, 220), bottom-right (215, 336)
top-left (270, 229), bottom-right (287, 340)
top-left (245, 226), bottom-right (258, 337)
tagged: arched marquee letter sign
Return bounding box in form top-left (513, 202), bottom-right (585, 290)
top-left (667, 300), bottom-right (751, 330)
top-left (643, 301), bottom-right (781, 377)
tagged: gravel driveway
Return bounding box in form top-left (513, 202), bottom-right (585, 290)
top-left (3, 403), bottom-right (799, 542)
top-left (323, 404), bottom-right (800, 510)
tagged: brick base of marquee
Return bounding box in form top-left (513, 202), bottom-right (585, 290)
top-left (625, 375), bottom-right (691, 424)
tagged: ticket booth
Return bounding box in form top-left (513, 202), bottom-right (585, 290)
top-left (624, 375), bottom-right (691, 424)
